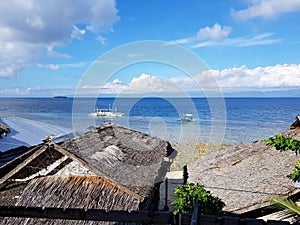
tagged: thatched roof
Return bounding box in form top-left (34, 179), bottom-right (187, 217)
top-left (0, 181), bottom-right (28, 206)
top-left (0, 123), bottom-right (174, 215)
top-left (60, 123), bottom-right (174, 195)
top-left (188, 138), bottom-right (299, 214)
top-left (2, 175), bottom-right (141, 225)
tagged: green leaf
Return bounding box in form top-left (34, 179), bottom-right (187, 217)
top-left (171, 182), bottom-right (225, 216)
top-left (271, 196), bottom-right (300, 217)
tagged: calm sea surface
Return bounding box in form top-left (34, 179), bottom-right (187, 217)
top-left (0, 97), bottom-right (299, 144)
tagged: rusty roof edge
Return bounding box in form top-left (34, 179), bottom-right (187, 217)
top-left (51, 142), bottom-right (144, 202)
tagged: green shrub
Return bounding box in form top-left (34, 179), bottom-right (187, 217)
top-left (171, 182), bottom-right (225, 216)
top-left (264, 134), bottom-right (300, 181)
top-left (264, 134), bottom-right (300, 154)
top-left (291, 159), bottom-right (300, 181)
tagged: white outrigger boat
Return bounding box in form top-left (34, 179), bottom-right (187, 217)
top-left (178, 113), bottom-right (196, 122)
top-left (90, 105), bottom-right (124, 117)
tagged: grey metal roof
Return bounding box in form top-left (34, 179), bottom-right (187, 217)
top-left (0, 117), bottom-right (71, 152)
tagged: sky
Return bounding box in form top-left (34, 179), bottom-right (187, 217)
top-left (1, 0), bottom-right (300, 97)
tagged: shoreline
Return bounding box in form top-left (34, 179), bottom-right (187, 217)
top-left (170, 142), bottom-right (229, 171)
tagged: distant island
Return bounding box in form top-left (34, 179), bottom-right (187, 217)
top-left (53, 96), bottom-right (67, 99)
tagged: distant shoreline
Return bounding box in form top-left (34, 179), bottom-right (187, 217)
top-left (1, 96), bottom-right (300, 99)
top-left (53, 96), bottom-right (67, 99)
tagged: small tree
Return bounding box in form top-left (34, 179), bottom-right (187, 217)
top-left (171, 182), bottom-right (225, 216)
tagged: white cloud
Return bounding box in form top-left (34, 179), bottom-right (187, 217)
top-left (26, 15), bottom-right (44, 29)
top-left (173, 23), bottom-right (231, 45)
top-left (0, 87), bottom-right (77, 97)
top-left (172, 23), bottom-right (280, 48)
top-left (192, 33), bottom-right (281, 48)
top-left (0, 0), bottom-right (119, 77)
top-left (0, 62), bottom-right (23, 77)
top-left (96, 35), bottom-right (107, 44)
top-left (197, 23), bottom-right (232, 41)
top-left (215, 64), bottom-right (300, 88)
top-left (47, 46), bottom-right (71, 59)
top-left (123, 73), bottom-right (182, 94)
top-left (71, 25), bottom-right (86, 39)
top-left (37, 63), bottom-right (60, 71)
top-left (80, 73), bottom-right (184, 96)
top-left (232, 0), bottom-right (300, 20)
top-left (112, 78), bottom-right (122, 84)
top-left (61, 62), bottom-right (89, 68)
top-left (81, 78), bottom-right (126, 95)
top-left (0, 87), bottom-right (33, 96)
top-left (82, 65), bottom-right (300, 95)
top-left (169, 64), bottom-right (300, 92)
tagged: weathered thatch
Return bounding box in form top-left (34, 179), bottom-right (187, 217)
top-left (60, 123), bottom-right (174, 197)
top-left (2, 175), bottom-right (141, 225)
top-left (0, 123), bottom-right (174, 217)
top-left (0, 181), bottom-right (28, 206)
top-left (188, 138), bottom-right (299, 214)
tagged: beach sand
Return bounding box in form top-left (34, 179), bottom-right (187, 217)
top-left (170, 142), bottom-right (229, 171)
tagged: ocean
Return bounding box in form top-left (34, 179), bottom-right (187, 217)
top-left (0, 97), bottom-right (299, 145)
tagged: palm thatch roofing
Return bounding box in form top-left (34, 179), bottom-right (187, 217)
top-left (0, 123), bottom-right (174, 218)
top-left (59, 123), bottom-right (174, 196)
top-left (188, 128), bottom-right (300, 215)
top-left (2, 175), bottom-right (141, 225)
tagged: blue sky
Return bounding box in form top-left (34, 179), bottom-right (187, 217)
top-left (1, 0), bottom-right (300, 97)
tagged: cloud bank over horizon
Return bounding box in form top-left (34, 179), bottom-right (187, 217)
top-left (3, 63), bottom-right (300, 97)
top-left (97, 64), bottom-right (300, 95)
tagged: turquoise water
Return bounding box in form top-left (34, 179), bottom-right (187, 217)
top-left (0, 97), bottom-right (299, 144)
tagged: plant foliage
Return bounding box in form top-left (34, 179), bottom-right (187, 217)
top-left (264, 134), bottom-right (300, 181)
top-left (264, 135), bottom-right (300, 219)
top-left (171, 182), bottom-right (225, 216)
top-left (264, 134), bottom-right (300, 154)
top-left (271, 196), bottom-right (300, 219)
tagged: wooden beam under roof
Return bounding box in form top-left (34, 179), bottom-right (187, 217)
top-left (0, 145), bottom-right (48, 185)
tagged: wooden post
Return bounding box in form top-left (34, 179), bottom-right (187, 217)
top-left (179, 212), bottom-right (183, 225)
top-left (183, 165), bottom-right (188, 184)
top-left (163, 177), bottom-right (169, 211)
top-left (190, 197), bottom-right (198, 225)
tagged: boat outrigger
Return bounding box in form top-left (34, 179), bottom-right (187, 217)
top-left (90, 105), bottom-right (124, 117)
top-left (178, 113), bottom-right (196, 122)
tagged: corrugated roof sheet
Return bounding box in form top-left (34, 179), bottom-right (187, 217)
top-left (0, 117), bottom-right (71, 152)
